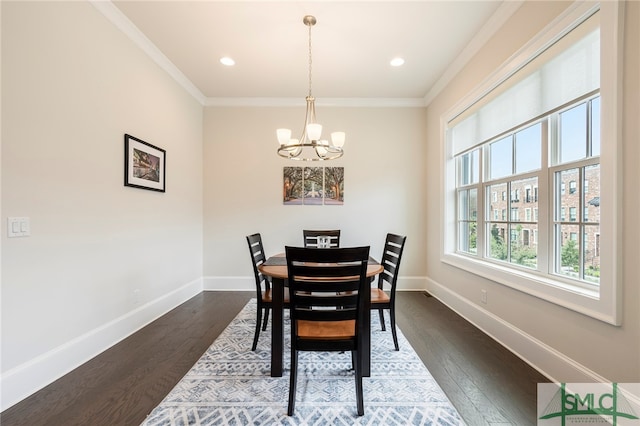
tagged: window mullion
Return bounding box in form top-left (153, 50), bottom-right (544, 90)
top-left (477, 149), bottom-right (485, 258)
top-left (538, 119), bottom-right (551, 274)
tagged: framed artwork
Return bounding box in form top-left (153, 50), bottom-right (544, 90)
top-left (283, 166), bottom-right (344, 205)
top-left (124, 134), bottom-right (166, 192)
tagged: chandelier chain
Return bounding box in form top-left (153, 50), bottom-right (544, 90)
top-left (308, 23), bottom-right (313, 97)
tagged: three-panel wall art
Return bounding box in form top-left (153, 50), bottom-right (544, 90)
top-left (283, 166), bottom-right (344, 205)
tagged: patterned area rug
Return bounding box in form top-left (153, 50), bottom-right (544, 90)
top-left (141, 299), bottom-right (465, 425)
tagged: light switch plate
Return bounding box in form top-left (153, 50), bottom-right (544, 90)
top-left (8, 217), bottom-right (30, 237)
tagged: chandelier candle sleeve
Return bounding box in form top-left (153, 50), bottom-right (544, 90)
top-left (276, 15), bottom-right (345, 161)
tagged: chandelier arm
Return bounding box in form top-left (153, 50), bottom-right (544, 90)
top-left (300, 96), bottom-right (316, 142)
top-left (277, 144), bottom-right (343, 161)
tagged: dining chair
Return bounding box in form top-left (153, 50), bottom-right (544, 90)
top-left (285, 246), bottom-right (370, 416)
top-left (246, 233), bottom-right (289, 351)
top-left (370, 233), bottom-right (407, 351)
top-left (303, 229), bottom-right (341, 248)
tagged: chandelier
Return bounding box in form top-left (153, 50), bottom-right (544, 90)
top-left (276, 15), bottom-right (345, 161)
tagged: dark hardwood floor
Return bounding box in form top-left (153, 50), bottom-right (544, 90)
top-left (0, 291), bottom-right (549, 425)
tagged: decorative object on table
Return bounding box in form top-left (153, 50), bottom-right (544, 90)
top-left (124, 134), bottom-right (165, 192)
top-left (246, 233), bottom-right (290, 351)
top-left (371, 233), bottom-right (407, 351)
top-left (303, 229), bottom-right (341, 248)
top-left (283, 166), bottom-right (344, 205)
top-left (140, 299), bottom-right (464, 425)
top-left (275, 15), bottom-right (345, 161)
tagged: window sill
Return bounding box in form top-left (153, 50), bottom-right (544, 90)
top-left (440, 252), bottom-right (618, 324)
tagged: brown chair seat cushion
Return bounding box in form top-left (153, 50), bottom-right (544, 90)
top-left (297, 319), bottom-right (355, 340)
top-left (370, 288), bottom-right (390, 304)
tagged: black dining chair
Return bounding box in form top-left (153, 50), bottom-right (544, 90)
top-left (246, 233), bottom-right (289, 351)
top-left (370, 233), bottom-right (407, 351)
top-left (285, 246), bottom-right (370, 416)
top-left (303, 229), bottom-right (340, 248)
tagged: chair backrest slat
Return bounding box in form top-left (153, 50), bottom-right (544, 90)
top-left (378, 233), bottom-right (407, 289)
top-left (303, 229), bottom-right (341, 248)
top-left (246, 233), bottom-right (270, 295)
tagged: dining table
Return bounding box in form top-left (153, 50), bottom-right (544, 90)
top-left (258, 252), bottom-right (384, 377)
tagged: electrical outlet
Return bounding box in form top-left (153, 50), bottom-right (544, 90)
top-left (8, 217), bottom-right (30, 237)
top-left (481, 289), bottom-right (487, 304)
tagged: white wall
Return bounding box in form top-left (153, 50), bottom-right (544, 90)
top-left (202, 106), bottom-right (428, 290)
top-left (1, 2), bottom-right (204, 409)
top-left (425, 1), bottom-right (640, 382)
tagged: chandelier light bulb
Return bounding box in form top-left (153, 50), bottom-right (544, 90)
top-left (277, 128), bottom-right (292, 145)
top-left (331, 132), bottom-right (346, 148)
top-left (306, 123), bottom-right (323, 141)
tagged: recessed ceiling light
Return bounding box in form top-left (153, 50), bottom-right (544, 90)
top-left (220, 57), bottom-right (235, 66)
top-left (390, 57), bottom-right (405, 67)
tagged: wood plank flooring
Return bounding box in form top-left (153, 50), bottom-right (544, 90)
top-left (0, 291), bottom-right (549, 425)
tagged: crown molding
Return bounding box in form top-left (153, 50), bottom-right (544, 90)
top-left (423, 0), bottom-right (525, 106)
top-left (90, 1), bottom-right (207, 105)
top-left (204, 97), bottom-right (427, 108)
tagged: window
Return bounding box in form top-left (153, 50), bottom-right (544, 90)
top-left (555, 163), bottom-right (601, 283)
top-left (569, 181), bottom-right (577, 194)
top-left (444, 3), bottom-right (622, 325)
top-left (457, 96), bottom-right (600, 290)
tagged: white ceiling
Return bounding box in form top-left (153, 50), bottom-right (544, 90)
top-left (107, 1), bottom-right (512, 105)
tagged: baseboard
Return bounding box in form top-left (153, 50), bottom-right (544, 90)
top-left (203, 276), bottom-right (254, 291)
top-left (0, 278), bottom-right (203, 412)
top-left (426, 277), bottom-right (609, 384)
top-left (202, 276), bottom-right (428, 292)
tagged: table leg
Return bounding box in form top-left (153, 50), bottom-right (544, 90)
top-left (271, 277), bottom-right (284, 377)
top-left (361, 278), bottom-right (371, 377)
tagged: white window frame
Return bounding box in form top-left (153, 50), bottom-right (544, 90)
top-left (441, 1), bottom-right (623, 325)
